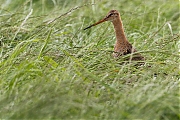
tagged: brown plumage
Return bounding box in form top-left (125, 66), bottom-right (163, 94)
top-left (84, 10), bottom-right (145, 61)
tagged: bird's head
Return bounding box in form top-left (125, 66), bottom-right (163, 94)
top-left (104, 10), bottom-right (120, 21)
top-left (84, 10), bottom-right (120, 30)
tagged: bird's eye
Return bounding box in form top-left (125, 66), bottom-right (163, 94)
top-left (106, 13), bottom-right (113, 18)
top-left (109, 13), bottom-right (113, 16)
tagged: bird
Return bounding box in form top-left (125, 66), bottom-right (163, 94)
top-left (84, 10), bottom-right (145, 61)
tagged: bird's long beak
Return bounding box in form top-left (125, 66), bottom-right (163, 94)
top-left (84, 18), bottom-right (106, 30)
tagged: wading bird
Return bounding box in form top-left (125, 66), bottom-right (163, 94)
top-left (84, 10), bottom-right (145, 61)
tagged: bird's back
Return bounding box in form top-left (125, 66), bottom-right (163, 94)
top-left (113, 42), bottom-right (145, 61)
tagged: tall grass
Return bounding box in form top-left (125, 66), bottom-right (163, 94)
top-left (0, 0), bottom-right (179, 119)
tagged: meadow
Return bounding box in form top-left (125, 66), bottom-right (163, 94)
top-left (0, 0), bottom-right (179, 119)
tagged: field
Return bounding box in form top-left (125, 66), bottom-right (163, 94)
top-left (0, 0), bottom-right (179, 119)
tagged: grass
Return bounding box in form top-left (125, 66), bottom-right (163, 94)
top-left (0, 0), bottom-right (179, 119)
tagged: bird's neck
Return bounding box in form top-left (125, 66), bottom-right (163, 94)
top-left (112, 17), bottom-right (128, 44)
